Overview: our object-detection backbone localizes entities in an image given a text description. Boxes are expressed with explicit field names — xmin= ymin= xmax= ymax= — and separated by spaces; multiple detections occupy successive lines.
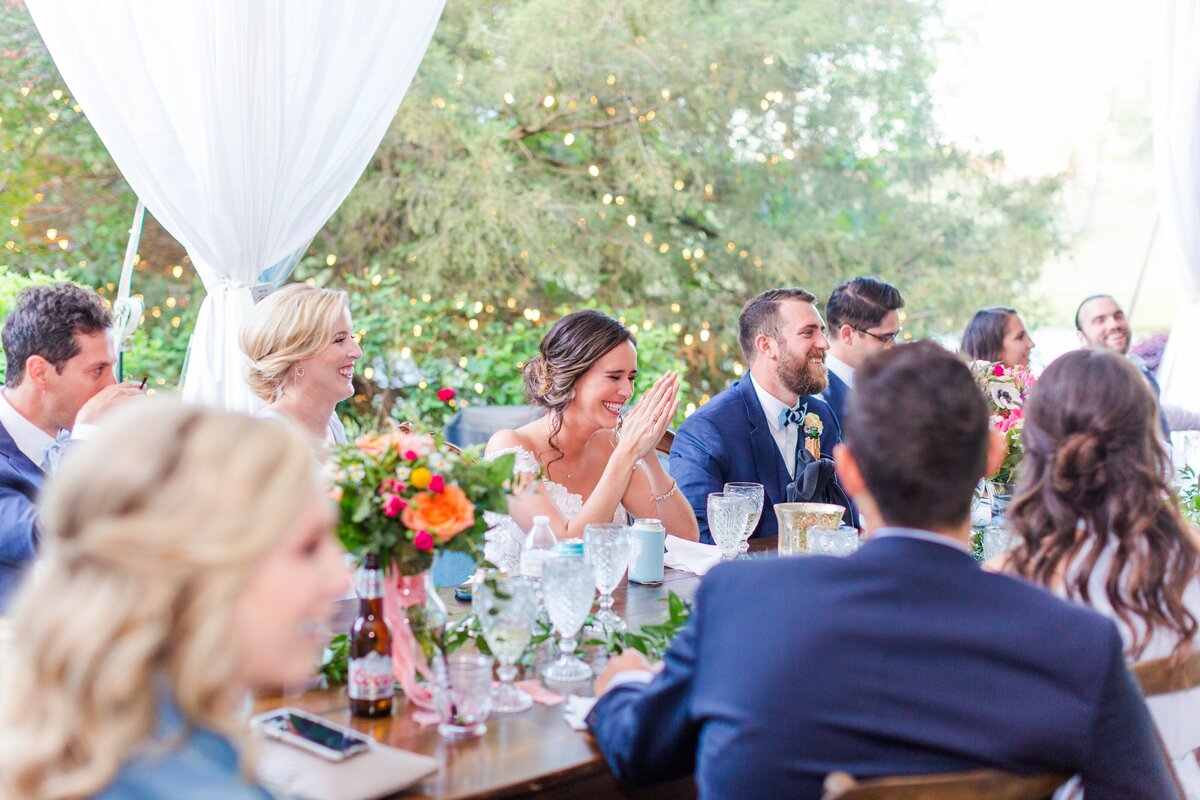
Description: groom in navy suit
xmin=822 ymin=276 xmax=904 ymax=430
xmin=0 ymin=283 xmax=141 ymax=609
xmin=670 ymin=287 xmax=846 ymax=542
xmin=589 ymin=341 xmax=1173 ymax=799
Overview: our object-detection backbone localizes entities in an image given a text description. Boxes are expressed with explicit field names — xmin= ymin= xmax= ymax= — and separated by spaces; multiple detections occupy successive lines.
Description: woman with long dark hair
xmin=1005 ymin=348 xmax=1200 ymax=794
xmin=961 ymin=307 xmax=1035 ymax=368
xmin=483 ymin=310 xmax=698 ymax=567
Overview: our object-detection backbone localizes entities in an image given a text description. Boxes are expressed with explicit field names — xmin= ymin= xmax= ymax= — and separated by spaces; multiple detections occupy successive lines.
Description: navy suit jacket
xmin=821 ymin=369 xmax=850 ymax=431
xmin=587 ymin=534 xmax=1173 ymax=800
xmin=669 ymin=378 xmax=842 ymax=543
xmin=0 ymin=420 xmax=43 ymax=611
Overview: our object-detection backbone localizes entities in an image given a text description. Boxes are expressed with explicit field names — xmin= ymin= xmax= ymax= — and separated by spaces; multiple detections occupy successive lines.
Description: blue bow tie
xmin=777 ymin=402 xmax=808 ymax=430
xmin=40 ymin=428 xmax=71 ymax=473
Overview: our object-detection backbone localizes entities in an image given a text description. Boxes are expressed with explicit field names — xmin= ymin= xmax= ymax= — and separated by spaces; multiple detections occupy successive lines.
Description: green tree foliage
xmin=2 ymin=0 xmax=1065 ymax=416
xmin=316 ymin=0 xmax=1066 ymax=399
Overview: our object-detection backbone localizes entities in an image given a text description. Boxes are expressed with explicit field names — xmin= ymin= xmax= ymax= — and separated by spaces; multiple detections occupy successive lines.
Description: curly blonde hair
xmin=240 ymin=283 xmax=350 ymax=402
xmin=0 ymin=400 xmax=320 ymax=800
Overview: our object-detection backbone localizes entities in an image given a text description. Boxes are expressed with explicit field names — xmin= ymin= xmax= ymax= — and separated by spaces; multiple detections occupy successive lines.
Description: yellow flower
xmin=410 ymin=467 xmax=433 ymax=489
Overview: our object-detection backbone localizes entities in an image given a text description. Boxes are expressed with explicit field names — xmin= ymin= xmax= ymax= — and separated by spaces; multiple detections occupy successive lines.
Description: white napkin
xmin=663 ymin=534 xmax=721 ymax=575
xmin=563 ymin=695 xmax=598 ymax=731
xmin=255 ymin=736 xmax=438 ymax=800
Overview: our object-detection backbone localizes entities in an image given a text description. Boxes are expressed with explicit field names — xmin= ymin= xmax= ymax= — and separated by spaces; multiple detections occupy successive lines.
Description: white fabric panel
xmin=26 ymin=0 xmax=446 ymax=410
xmin=1154 ymin=0 xmax=1200 ymax=411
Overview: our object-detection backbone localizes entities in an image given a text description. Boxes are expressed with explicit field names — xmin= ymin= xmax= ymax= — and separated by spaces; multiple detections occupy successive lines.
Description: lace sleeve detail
xmin=485 ymin=444 xmax=541 ymax=476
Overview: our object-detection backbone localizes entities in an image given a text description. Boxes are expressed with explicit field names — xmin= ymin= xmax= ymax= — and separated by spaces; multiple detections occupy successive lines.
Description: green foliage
xmin=319 ymin=633 xmax=350 ymax=686
xmin=318 ymin=0 xmax=1067 ymax=400
xmin=586 ymin=590 xmax=693 ymax=661
xmin=4 ymin=1 xmax=1067 ymax=414
xmin=1179 ymin=467 xmax=1200 ymax=528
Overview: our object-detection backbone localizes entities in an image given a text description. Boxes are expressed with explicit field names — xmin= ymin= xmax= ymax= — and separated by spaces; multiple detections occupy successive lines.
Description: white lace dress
xmin=483 ymin=444 xmax=628 ymax=573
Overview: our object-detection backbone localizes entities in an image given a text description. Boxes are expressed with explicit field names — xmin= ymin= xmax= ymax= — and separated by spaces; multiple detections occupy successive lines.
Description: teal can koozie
xmin=629 ymin=518 xmax=666 ymax=585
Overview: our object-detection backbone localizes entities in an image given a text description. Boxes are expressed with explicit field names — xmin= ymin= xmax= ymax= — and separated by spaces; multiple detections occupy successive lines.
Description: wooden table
xmin=256 ymin=540 xmax=777 ymax=799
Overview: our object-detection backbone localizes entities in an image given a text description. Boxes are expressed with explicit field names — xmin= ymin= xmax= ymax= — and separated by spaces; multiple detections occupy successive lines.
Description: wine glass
xmin=723 ymin=482 xmax=764 ymax=555
xmin=473 ymin=573 xmax=538 ymax=713
xmin=583 ymin=523 xmax=632 ymax=634
xmin=707 ymin=492 xmax=752 ymax=561
xmin=540 ymin=553 xmax=596 ymax=682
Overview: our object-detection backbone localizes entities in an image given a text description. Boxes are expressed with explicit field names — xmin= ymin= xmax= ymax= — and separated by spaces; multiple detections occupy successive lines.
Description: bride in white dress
xmin=1003 ymin=349 xmax=1200 ymax=798
xmin=484 ymin=310 xmax=699 ymax=569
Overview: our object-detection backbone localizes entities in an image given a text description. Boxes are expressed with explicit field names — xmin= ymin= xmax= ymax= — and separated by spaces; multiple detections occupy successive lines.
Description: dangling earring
xmin=296 ymin=365 xmax=305 ymax=379
xmin=568 ymin=389 xmax=576 ymax=401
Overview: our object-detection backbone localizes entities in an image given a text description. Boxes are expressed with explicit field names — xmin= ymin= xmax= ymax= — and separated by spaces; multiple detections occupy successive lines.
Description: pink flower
xmin=404 ymin=450 xmax=418 ymax=461
xmin=413 ymin=530 xmax=434 ymax=551
xmin=437 ymin=387 xmax=456 ymax=402
xmin=392 ymin=431 xmax=435 ymax=459
xmin=383 ymin=494 xmax=407 ymax=518
xmin=993 ymin=364 xmax=1005 ymax=377
xmin=429 ymin=474 xmax=445 ymax=494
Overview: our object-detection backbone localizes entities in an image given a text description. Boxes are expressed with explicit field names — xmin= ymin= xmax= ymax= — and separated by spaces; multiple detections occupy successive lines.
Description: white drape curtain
xmin=1154 ymin=0 xmax=1200 ymax=409
xmin=26 ymin=0 xmax=446 ymax=411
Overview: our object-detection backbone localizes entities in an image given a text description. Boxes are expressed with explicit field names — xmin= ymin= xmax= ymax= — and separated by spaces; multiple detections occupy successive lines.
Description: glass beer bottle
xmin=349 ymin=553 xmax=394 ymax=717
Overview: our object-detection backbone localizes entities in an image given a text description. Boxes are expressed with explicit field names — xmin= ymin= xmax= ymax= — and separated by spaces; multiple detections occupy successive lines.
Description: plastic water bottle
xmin=520 ymin=515 xmax=557 ymax=580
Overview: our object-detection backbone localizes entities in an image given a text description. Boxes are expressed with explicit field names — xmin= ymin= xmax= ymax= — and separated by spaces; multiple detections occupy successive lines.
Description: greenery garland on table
xmin=320 ymin=591 xmax=693 ymax=686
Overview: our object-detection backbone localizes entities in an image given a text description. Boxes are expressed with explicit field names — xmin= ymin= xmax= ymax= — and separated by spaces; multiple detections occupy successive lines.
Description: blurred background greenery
xmin=0 ymin=0 xmax=1064 ymax=429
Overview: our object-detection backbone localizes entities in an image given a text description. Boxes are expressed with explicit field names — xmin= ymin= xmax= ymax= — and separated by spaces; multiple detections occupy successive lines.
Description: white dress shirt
xmin=0 ymin=389 xmax=54 ymax=469
xmin=869 ymin=526 xmax=971 ymax=554
xmin=749 ymin=373 xmax=799 ymax=478
xmin=826 ymin=352 xmax=855 ymax=390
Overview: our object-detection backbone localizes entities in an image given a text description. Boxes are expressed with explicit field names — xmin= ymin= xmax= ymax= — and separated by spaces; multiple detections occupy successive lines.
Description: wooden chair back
xmin=821 ymin=769 xmax=1069 ymax=800
xmin=1132 ymin=648 xmax=1200 ymax=797
xmin=655 ymin=428 xmax=674 ymax=456
xmin=1133 ymin=649 xmax=1200 ymax=697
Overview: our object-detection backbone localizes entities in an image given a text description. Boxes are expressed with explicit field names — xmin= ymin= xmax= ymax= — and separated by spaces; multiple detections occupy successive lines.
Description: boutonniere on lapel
xmin=803 ymin=413 xmax=823 ymax=460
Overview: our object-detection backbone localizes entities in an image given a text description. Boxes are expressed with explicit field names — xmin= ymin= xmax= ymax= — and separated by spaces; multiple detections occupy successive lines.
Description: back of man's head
xmin=825 ymin=276 xmax=904 ymax=331
xmin=3 ymin=283 xmax=110 ymax=388
xmin=843 ymin=340 xmax=988 ymax=530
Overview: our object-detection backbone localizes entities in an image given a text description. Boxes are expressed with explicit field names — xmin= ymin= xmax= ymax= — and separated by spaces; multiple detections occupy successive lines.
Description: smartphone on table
xmin=250 ymin=707 xmax=372 ymax=762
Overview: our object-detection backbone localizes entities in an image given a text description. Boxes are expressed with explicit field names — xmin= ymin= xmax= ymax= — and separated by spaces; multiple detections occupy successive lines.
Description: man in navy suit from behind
xmin=589 ymin=340 xmax=1174 ymax=799
xmin=670 ymin=287 xmax=846 ymax=542
xmin=0 ymin=283 xmax=141 ymax=609
xmin=822 ymin=276 xmax=904 ymax=430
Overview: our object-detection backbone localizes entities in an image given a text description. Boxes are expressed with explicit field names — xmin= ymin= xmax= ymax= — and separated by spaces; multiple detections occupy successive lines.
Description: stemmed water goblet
xmin=583 ymin=523 xmax=633 ymax=634
xmin=473 ymin=573 xmax=538 ymax=713
xmin=707 ymin=492 xmax=752 ymax=561
xmin=540 ymin=552 xmax=597 ymax=682
xmin=723 ymin=482 xmax=764 ymax=555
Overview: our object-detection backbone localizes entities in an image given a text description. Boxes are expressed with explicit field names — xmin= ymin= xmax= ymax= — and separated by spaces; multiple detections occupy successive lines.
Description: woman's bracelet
xmin=652 ymin=479 xmax=678 ymax=503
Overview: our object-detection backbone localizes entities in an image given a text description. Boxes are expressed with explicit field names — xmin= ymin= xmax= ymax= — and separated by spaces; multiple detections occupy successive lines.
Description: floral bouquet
xmin=969 ymin=361 xmax=1037 ymax=485
xmin=329 ymin=428 xmax=514 ymax=707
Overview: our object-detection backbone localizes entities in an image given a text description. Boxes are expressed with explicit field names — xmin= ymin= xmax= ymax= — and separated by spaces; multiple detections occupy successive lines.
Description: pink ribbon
xmin=383 ymin=569 xmax=435 ymax=710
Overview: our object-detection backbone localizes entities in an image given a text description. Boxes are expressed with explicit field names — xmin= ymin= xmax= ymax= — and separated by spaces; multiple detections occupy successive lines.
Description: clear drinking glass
xmin=809 ymin=524 xmax=861 ymax=556
xmin=583 ymin=523 xmax=632 ymax=633
xmin=473 ymin=573 xmax=537 ymax=714
xmin=723 ymin=482 xmax=764 ymax=554
xmin=981 ymin=524 xmax=1014 ymax=562
xmin=708 ymin=492 xmax=752 ymax=561
xmin=541 ymin=553 xmax=596 ymax=682
xmin=434 ymin=653 xmax=494 ymax=740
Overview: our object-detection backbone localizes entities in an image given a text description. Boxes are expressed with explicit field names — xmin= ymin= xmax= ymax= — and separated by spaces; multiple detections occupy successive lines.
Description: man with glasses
xmin=822 ymin=277 xmax=905 ymax=429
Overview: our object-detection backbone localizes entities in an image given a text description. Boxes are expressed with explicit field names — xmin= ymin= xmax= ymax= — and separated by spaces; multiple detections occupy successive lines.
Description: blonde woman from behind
xmin=240 ymin=283 xmax=363 ymax=452
xmin=0 ymin=400 xmax=348 ymax=800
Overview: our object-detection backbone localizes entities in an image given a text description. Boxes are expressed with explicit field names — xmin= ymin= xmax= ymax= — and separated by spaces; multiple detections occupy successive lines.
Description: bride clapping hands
xmin=484 ymin=310 xmax=698 ymax=565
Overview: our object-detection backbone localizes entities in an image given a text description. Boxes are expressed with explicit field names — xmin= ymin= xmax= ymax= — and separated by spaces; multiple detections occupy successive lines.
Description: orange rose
xmin=355 ymin=433 xmax=391 ymax=457
xmin=400 ymin=484 xmax=475 ymax=543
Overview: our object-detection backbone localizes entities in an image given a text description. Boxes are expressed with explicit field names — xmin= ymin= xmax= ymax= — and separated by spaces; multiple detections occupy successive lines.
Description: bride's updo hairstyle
xmin=241 ymin=284 xmax=349 ymax=402
xmin=1007 ymin=348 xmax=1197 ymax=661
xmin=523 ymin=309 xmax=634 ymax=479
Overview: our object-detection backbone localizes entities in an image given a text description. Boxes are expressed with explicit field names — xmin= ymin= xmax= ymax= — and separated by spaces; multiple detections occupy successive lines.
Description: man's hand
xmin=74 ymin=382 xmax=144 ymax=427
xmin=594 ymin=648 xmax=654 ymax=696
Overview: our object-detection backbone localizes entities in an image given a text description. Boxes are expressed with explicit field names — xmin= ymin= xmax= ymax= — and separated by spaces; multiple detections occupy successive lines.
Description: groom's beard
xmin=778 ymin=348 xmax=828 ymax=398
